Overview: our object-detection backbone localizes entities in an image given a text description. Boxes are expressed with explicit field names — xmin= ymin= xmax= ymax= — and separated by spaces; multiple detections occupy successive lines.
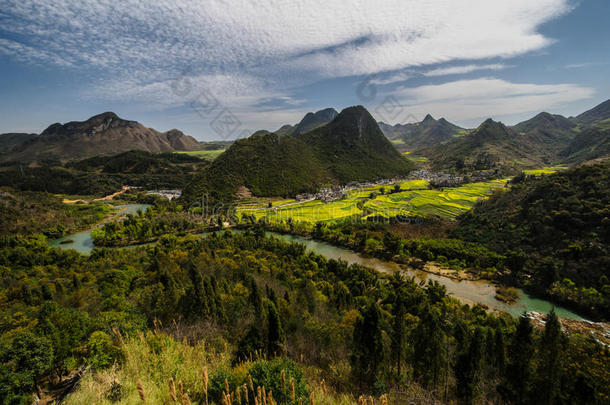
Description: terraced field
xmin=237 ymin=179 xmax=507 ymax=223
xmin=522 ymin=165 xmax=568 ymax=175
xmin=364 ymin=180 xmax=507 ymax=219
xmin=238 ymin=197 xmax=362 ymax=223
xmin=175 ymin=149 xmax=226 ymax=160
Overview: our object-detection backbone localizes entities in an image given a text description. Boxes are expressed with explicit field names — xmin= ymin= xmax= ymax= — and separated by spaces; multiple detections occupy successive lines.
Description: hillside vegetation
xmin=184 ymin=106 xmax=413 ymax=201
xmin=453 ymin=163 xmax=610 ymax=316
xmin=0 ymin=151 xmax=208 ymax=196
xmin=2 ymin=230 xmax=608 ymax=404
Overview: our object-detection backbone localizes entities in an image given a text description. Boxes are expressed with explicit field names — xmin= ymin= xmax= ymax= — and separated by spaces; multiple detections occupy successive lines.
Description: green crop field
xmin=237 ymin=179 xmax=507 ymax=224
xmin=238 ymin=197 xmax=362 ymax=223
xmin=522 ymin=165 xmax=569 ymax=175
xmin=363 ymin=180 xmax=507 ymax=219
xmin=175 ymin=149 xmax=226 ymax=160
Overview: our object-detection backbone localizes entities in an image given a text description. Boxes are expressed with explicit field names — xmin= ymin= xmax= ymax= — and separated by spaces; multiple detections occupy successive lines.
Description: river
xmin=49 ymin=216 xmax=586 ymax=321
xmin=49 ymin=204 xmax=151 ymax=252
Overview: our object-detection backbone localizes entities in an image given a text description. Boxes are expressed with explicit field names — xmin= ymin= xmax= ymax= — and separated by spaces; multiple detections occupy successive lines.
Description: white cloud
xmin=0 ymin=0 xmax=580 ymax=136
xmin=424 ymin=64 xmax=511 ymax=77
xmin=369 ymin=72 xmax=413 ymax=86
xmin=384 ymin=78 xmax=594 ymax=123
xmin=1 ymin=1 xmax=572 ymax=85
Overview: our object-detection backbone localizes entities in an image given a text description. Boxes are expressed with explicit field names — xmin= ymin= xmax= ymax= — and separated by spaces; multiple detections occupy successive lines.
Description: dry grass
xmin=65 ymin=330 xmax=392 ymax=405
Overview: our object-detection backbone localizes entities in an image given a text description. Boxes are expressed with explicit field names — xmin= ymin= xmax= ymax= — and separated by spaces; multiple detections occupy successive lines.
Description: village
xmin=295 ymin=170 xmax=464 ymax=203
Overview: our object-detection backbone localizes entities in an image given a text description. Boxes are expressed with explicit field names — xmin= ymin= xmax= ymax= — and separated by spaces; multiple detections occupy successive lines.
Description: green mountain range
xmin=378 ymin=114 xmax=464 ymax=150
xmin=184 ymin=106 xmax=414 ymax=201
xmin=413 ymin=99 xmax=610 ymax=173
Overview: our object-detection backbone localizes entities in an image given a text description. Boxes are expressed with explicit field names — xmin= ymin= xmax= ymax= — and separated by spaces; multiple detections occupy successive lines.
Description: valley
xmin=1 ymin=101 xmax=609 ymax=405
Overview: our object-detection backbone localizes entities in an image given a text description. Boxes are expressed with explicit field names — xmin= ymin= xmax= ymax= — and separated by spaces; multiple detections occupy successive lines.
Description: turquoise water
xmin=269 ymin=233 xmax=586 ymax=321
xmin=49 ymin=204 xmax=150 ymax=253
xmin=49 ymin=221 xmax=586 ymax=321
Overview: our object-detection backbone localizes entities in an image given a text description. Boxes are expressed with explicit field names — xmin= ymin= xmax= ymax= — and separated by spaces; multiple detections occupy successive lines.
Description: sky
xmin=0 ymin=0 xmax=609 ymax=141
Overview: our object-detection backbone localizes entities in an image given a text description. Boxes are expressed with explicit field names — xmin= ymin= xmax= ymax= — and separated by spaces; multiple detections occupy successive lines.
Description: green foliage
xmin=350 ymin=302 xmax=384 ymax=390
xmin=454 ymin=163 xmax=610 ymax=317
xmin=1 ymin=220 xmax=609 ymax=403
xmin=0 ymin=150 xmax=207 ymax=196
xmin=0 ymin=188 xmax=111 ymax=236
xmin=86 ymin=331 xmax=122 ymax=370
xmin=248 ymin=357 xmax=309 ymax=403
xmin=184 ymin=106 xmax=413 ymax=202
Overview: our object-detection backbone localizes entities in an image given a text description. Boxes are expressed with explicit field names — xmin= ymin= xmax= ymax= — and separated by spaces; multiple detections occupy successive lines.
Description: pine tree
xmin=390 ymin=273 xmax=406 ymax=376
xmin=536 ymin=309 xmax=564 ymax=405
xmin=411 ymin=304 xmax=445 ymax=388
xmin=267 ymin=302 xmax=285 ymax=356
xmin=501 ymin=314 xmax=534 ymax=405
xmin=350 ymin=302 xmax=384 ymax=389
xmin=456 ymin=327 xmax=485 ymax=405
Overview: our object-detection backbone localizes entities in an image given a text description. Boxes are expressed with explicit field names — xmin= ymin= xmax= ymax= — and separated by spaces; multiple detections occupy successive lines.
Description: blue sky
xmin=0 ymin=0 xmax=609 ymax=140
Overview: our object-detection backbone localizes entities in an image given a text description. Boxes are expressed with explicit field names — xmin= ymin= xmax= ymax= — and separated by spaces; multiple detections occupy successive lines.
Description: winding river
xmin=49 ymin=211 xmax=587 ymax=321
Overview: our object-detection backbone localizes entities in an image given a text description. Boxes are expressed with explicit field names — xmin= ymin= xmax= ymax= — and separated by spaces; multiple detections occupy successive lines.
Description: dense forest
xmin=0 ymin=188 xmax=111 ymax=237
xmin=183 ymin=107 xmax=413 ymax=202
xmin=0 ymin=151 xmax=208 ymax=196
xmin=1 ymin=229 xmax=608 ymax=404
xmin=453 ymin=163 xmax=610 ymax=317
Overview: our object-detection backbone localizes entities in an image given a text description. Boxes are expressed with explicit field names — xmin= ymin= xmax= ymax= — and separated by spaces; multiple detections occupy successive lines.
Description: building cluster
xmin=146 ymin=189 xmax=182 ymax=200
xmin=410 ymin=169 xmax=462 ymax=187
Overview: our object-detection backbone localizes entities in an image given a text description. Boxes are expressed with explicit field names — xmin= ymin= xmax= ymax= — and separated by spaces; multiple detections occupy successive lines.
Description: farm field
xmin=238 ymin=197 xmax=362 ymax=223
xmin=522 ymin=165 xmax=569 ymax=175
xmin=174 ymin=149 xmax=226 ymax=160
xmin=364 ymin=179 xmax=507 ymax=219
xmin=237 ymin=179 xmax=507 ymax=223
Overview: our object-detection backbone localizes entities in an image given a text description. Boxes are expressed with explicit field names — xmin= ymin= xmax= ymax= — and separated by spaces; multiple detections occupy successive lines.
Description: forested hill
xmin=453 ymin=163 xmax=610 ymax=317
xmin=183 ymin=106 xmax=414 ymax=201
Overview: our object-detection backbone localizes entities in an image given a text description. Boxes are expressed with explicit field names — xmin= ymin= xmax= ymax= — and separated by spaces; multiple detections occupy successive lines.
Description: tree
xmin=390 ymin=273 xmax=406 ymax=376
xmin=382 ymin=232 xmax=401 ymax=256
xmin=535 ymin=309 xmax=564 ymax=405
xmin=5 ymin=332 xmax=54 ymax=398
xmin=501 ymin=314 xmax=534 ymax=404
xmin=455 ymin=327 xmax=484 ymax=404
xmin=411 ymin=304 xmax=445 ymax=388
xmin=267 ymin=302 xmax=285 ymax=356
xmin=351 ymin=302 xmax=384 ymax=389
xmin=236 ymin=324 xmax=264 ymax=363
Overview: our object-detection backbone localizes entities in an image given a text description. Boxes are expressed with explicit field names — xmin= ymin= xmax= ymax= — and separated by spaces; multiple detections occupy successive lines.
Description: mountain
xmin=561 ymin=120 xmax=610 ymax=164
xmin=274 ymin=124 xmax=295 ymax=136
xmin=453 ymin=162 xmax=610 ymax=316
xmin=0 ymin=132 xmax=37 ymax=154
xmin=379 ymin=114 xmax=464 ymax=150
xmin=571 ymin=99 xmax=610 ymax=127
xmin=1 ymin=112 xmax=201 ymax=162
xmin=183 ymin=106 xmax=413 ymax=200
xmin=420 ymin=118 xmax=547 ymax=173
xmin=511 ymin=112 xmax=578 ymax=159
xmin=292 ymin=108 xmax=338 ymax=135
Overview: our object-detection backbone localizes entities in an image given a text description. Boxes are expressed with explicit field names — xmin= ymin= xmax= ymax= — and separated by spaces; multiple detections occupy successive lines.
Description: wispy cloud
xmin=0 ymin=0 xmax=579 ymax=135
xmin=384 ymin=77 xmax=594 ymax=124
xmin=565 ymin=61 xmax=609 ymax=69
xmin=424 ymin=64 xmax=511 ymax=77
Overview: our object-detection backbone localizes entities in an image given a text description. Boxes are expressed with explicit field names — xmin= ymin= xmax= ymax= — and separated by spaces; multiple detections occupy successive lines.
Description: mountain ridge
xmin=183 ymin=106 xmax=413 ymax=201
xmin=1 ymin=112 xmax=201 ymax=162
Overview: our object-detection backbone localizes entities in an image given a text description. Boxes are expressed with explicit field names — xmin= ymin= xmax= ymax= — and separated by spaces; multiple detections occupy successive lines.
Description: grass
xmin=237 ymin=179 xmax=506 ymax=224
xmin=522 ymin=165 xmax=569 ymax=176
xmin=66 ymin=331 xmax=359 ymax=405
xmin=175 ymin=149 xmax=226 ymax=160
